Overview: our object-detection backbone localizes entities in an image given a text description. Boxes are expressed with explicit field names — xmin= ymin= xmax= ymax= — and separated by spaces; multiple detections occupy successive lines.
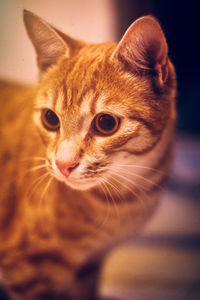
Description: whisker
xmin=109 ymin=167 xmax=147 ymax=192
xmin=39 ymin=175 xmax=54 ymax=208
xmin=21 ymin=156 xmax=46 ymax=162
xmin=114 ymin=163 xmax=166 ymax=175
xmin=16 ymin=163 xmax=47 ymax=183
xmin=111 ymin=165 xmax=164 ymax=192
xmin=100 ymin=177 xmax=121 ymax=201
xmin=103 ymin=176 xmax=133 ymax=222
xmin=97 ymin=180 xmax=112 ymax=228
xmin=108 ymin=172 xmax=146 ymax=207
xmin=26 ymin=172 xmax=50 ymax=201
xmin=101 ymin=180 xmax=121 ymax=226
xmin=109 ymin=166 xmax=161 ymax=206
xmin=21 ymin=164 xmax=47 ymax=177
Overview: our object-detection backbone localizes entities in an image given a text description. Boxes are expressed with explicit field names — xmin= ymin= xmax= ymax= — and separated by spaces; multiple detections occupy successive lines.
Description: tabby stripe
xmin=52 ymin=88 xmax=58 ymax=111
xmin=104 ymin=114 xmax=167 ymax=156
xmin=26 ymin=250 xmax=72 ymax=267
xmin=90 ymin=91 xmax=100 ymax=115
xmin=123 ymin=123 xmax=173 ymax=156
xmin=10 ymin=278 xmax=43 ymax=294
xmin=62 ymin=80 xmax=69 ymax=109
xmin=78 ymin=87 xmax=91 ymax=106
xmin=128 ymin=115 xmax=164 ymax=136
xmin=119 ymin=138 xmax=160 ymax=156
xmin=78 ymin=76 xmax=98 ymax=108
xmin=103 ymin=128 xmax=152 ymax=155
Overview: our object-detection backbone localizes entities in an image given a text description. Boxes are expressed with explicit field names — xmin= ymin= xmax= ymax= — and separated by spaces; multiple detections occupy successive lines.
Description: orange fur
xmin=0 ymin=11 xmax=176 ymax=300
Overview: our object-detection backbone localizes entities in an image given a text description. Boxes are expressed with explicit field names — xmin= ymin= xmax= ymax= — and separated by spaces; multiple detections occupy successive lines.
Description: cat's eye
xmin=94 ymin=113 xmax=119 ymax=136
xmin=41 ymin=109 xmax=60 ymax=131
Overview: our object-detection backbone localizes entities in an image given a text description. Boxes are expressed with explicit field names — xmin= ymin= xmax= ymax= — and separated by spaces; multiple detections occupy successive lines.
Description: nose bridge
xmin=56 ymin=138 xmax=81 ymax=163
xmin=62 ymin=109 xmax=82 ymax=139
xmin=56 ymin=110 xmax=86 ymax=162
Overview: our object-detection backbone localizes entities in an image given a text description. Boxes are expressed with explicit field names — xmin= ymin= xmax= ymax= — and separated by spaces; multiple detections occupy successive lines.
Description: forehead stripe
xmin=78 ymin=87 xmax=90 ymax=106
xmin=90 ymin=91 xmax=100 ymax=114
xmin=62 ymin=81 xmax=69 ymax=109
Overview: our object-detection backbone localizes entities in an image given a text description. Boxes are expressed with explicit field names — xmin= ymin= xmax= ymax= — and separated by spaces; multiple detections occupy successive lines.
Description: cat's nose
xmin=55 ymin=160 xmax=79 ymax=177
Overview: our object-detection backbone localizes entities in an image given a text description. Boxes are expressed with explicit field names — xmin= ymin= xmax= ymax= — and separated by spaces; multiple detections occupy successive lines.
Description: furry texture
xmin=0 ymin=11 xmax=176 ymax=300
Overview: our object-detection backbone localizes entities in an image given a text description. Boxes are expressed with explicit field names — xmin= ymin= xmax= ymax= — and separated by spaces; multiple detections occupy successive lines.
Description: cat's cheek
xmin=121 ymin=128 xmax=160 ymax=155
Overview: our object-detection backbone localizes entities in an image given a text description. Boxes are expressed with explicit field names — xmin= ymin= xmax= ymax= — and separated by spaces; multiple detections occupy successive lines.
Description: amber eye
xmin=94 ymin=113 xmax=119 ymax=136
xmin=41 ymin=109 xmax=60 ymax=131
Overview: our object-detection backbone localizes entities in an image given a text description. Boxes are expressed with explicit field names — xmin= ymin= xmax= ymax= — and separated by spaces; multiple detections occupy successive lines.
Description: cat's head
xmin=24 ymin=10 xmax=176 ymax=191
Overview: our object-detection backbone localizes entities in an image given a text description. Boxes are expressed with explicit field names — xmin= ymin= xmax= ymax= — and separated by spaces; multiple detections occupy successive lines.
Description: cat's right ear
xmin=112 ymin=15 xmax=168 ymax=88
xmin=23 ymin=10 xmax=69 ymax=72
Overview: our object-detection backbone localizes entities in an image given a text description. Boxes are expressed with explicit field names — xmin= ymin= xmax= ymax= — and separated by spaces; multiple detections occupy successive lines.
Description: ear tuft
xmin=23 ymin=10 xmax=69 ymax=72
xmin=113 ymin=15 xmax=169 ymax=87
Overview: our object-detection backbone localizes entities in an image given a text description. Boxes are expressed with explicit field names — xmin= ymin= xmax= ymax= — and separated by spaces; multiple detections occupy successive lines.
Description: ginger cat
xmin=0 ymin=10 xmax=176 ymax=300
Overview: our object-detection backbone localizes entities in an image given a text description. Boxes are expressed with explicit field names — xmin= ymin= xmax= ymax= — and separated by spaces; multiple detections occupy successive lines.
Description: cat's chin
xmin=65 ymin=180 xmax=98 ymax=191
xmin=56 ymin=175 xmax=98 ymax=191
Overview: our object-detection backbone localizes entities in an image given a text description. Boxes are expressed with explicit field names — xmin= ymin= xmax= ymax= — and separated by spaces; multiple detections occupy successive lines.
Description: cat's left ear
xmin=23 ymin=10 xmax=81 ymax=72
xmin=112 ymin=16 xmax=168 ymax=88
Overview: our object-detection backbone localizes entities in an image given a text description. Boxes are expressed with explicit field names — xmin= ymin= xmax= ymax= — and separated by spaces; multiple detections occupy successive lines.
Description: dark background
xmin=114 ymin=0 xmax=200 ymax=135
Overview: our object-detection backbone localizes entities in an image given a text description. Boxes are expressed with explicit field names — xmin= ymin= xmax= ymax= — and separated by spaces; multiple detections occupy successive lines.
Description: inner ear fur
xmin=113 ymin=15 xmax=169 ymax=88
xmin=23 ymin=10 xmax=83 ymax=73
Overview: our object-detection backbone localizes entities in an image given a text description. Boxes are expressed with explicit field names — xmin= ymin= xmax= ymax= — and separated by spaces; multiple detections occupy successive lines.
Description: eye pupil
xmin=41 ymin=109 xmax=60 ymax=131
xmin=45 ymin=110 xmax=59 ymax=126
xmin=99 ymin=114 xmax=116 ymax=131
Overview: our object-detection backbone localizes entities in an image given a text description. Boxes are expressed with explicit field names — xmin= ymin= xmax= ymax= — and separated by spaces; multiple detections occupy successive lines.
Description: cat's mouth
xmin=50 ymin=163 xmax=98 ymax=191
xmin=49 ymin=159 xmax=103 ymax=190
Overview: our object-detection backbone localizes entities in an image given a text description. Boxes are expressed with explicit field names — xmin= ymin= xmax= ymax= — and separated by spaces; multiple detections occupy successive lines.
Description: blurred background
xmin=0 ymin=0 xmax=200 ymax=299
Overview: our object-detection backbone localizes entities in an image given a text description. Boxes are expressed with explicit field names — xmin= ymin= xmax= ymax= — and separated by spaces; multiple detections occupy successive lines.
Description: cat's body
xmin=0 ymin=11 xmax=176 ymax=300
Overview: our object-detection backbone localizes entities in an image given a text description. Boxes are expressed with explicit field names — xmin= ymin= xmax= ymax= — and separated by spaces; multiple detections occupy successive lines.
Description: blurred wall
xmin=0 ymin=0 xmax=117 ymax=83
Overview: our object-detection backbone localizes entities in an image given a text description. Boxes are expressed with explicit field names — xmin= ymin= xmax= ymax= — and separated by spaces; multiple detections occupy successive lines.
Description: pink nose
xmin=56 ymin=160 xmax=79 ymax=177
